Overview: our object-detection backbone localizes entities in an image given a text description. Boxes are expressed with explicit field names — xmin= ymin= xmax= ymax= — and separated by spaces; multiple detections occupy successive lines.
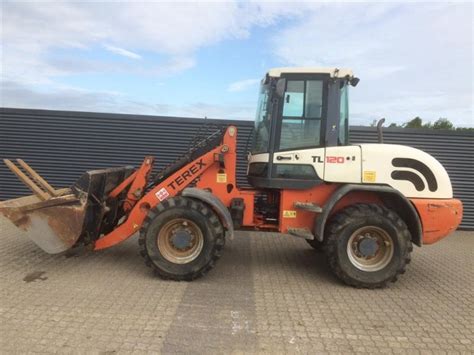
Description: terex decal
xmin=167 ymin=159 xmax=206 ymax=190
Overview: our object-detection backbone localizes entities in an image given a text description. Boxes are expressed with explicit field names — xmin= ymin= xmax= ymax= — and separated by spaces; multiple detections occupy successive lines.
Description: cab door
xmin=271 ymin=77 xmax=327 ymax=186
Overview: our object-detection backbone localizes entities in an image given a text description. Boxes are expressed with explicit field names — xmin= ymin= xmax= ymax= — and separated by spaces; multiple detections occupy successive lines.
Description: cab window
xmin=339 ymin=83 xmax=349 ymax=145
xmin=282 ymin=81 xmax=304 ymax=117
xmin=279 ymin=79 xmax=324 ymax=150
xmin=252 ymin=83 xmax=271 ymax=153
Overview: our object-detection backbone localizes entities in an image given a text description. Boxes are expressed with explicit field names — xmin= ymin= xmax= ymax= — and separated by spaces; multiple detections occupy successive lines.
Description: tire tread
xmin=324 ymin=203 xmax=412 ymax=289
xmin=138 ymin=196 xmax=225 ymax=281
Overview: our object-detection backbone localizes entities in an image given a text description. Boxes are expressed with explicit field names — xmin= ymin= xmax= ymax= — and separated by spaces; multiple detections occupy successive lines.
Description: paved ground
xmin=0 ymin=223 xmax=472 ymax=354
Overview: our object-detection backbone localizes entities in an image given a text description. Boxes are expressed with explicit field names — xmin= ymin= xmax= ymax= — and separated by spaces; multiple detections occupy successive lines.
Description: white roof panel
xmin=267 ymin=67 xmax=355 ymax=79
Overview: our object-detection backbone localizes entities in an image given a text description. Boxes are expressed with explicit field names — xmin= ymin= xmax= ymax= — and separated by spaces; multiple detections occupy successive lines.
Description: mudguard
xmin=314 ymin=184 xmax=423 ymax=246
xmin=181 ymin=187 xmax=234 ymax=239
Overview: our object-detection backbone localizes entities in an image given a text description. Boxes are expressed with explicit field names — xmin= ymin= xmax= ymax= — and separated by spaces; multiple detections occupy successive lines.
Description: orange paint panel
xmin=279 ymin=186 xmax=382 ymax=233
xmin=196 ymin=127 xmax=258 ymax=227
xmin=411 ymin=198 xmax=462 ymax=244
xmin=279 ymin=184 xmax=338 ymax=233
xmin=123 ymin=156 xmax=154 ymax=211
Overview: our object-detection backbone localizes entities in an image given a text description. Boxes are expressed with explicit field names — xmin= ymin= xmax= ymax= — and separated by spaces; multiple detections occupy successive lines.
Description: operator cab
xmin=248 ymin=67 xmax=359 ymax=189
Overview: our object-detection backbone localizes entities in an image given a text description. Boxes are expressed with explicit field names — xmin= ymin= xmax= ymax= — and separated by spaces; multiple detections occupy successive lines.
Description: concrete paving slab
xmin=0 ymin=220 xmax=472 ymax=353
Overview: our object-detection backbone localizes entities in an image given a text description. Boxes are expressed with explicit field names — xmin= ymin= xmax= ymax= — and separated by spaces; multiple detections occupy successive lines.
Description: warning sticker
xmin=217 ymin=173 xmax=227 ymax=183
xmin=363 ymin=171 xmax=377 ymax=183
xmin=155 ymin=187 xmax=170 ymax=201
xmin=283 ymin=210 xmax=297 ymax=218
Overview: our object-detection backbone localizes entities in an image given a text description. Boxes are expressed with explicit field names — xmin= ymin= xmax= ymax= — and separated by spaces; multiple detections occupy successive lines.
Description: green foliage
xmin=386 ymin=117 xmax=473 ymax=131
xmin=403 ymin=116 xmax=423 ymax=128
xmin=432 ymin=118 xmax=454 ymax=130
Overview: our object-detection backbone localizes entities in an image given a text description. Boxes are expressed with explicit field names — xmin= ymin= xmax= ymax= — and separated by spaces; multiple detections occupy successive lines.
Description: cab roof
xmin=267 ymin=67 xmax=355 ymax=79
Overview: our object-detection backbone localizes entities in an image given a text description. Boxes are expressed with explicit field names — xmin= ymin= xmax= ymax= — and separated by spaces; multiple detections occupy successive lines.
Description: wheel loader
xmin=0 ymin=67 xmax=463 ymax=288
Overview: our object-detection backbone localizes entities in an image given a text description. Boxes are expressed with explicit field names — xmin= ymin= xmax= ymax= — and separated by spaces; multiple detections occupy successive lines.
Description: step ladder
xmin=294 ymin=201 xmax=323 ymax=213
xmin=288 ymin=201 xmax=324 ymax=240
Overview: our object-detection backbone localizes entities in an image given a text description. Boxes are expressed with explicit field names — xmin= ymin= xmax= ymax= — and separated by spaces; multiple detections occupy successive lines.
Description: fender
xmin=314 ymin=184 xmax=422 ymax=246
xmin=182 ymin=187 xmax=234 ymax=239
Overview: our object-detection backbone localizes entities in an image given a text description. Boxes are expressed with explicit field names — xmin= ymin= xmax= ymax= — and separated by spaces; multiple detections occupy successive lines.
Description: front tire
xmin=324 ymin=204 xmax=412 ymax=288
xmin=139 ymin=197 xmax=225 ymax=281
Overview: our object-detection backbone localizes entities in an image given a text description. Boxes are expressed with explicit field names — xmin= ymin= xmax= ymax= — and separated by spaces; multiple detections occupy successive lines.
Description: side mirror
xmin=350 ymin=77 xmax=360 ymax=87
xmin=275 ymin=78 xmax=286 ymax=98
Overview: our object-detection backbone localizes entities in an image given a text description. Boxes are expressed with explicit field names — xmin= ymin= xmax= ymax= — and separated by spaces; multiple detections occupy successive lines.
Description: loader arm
xmin=94 ymin=127 xmax=235 ymax=250
xmin=108 ymin=157 xmax=154 ymax=212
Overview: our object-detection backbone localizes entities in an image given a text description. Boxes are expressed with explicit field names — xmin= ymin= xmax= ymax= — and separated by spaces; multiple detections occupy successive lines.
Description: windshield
xmin=251 ymin=82 xmax=272 ymax=153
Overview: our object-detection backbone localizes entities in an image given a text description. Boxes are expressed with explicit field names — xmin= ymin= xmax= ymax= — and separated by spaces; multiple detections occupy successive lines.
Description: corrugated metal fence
xmin=0 ymin=108 xmax=254 ymax=198
xmin=1 ymin=108 xmax=472 ymax=229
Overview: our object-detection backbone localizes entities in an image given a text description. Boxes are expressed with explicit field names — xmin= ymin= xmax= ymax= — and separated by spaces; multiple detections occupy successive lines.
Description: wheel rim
xmin=347 ymin=226 xmax=394 ymax=272
xmin=157 ymin=218 xmax=204 ymax=264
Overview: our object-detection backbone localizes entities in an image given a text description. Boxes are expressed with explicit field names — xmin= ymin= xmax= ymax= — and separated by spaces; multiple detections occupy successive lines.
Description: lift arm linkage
xmin=94 ymin=127 xmax=235 ymax=250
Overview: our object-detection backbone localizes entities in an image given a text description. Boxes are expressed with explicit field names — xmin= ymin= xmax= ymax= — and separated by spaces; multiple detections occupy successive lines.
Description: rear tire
xmin=324 ymin=204 xmax=412 ymax=288
xmin=139 ymin=196 xmax=225 ymax=281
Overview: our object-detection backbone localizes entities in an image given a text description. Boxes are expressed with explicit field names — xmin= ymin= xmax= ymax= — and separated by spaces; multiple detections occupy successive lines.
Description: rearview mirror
xmin=276 ymin=78 xmax=286 ymax=98
xmin=350 ymin=77 xmax=360 ymax=87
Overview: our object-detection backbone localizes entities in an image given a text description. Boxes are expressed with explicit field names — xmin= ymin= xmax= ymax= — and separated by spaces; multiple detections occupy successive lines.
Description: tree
xmin=377 ymin=117 xmax=472 ymax=131
xmin=403 ymin=117 xmax=423 ymax=128
xmin=432 ymin=118 xmax=454 ymax=130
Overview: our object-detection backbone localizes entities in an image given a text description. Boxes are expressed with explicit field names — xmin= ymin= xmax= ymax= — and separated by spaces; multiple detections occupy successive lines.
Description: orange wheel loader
xmin=0 ymin=67 xmax=463 ymax=288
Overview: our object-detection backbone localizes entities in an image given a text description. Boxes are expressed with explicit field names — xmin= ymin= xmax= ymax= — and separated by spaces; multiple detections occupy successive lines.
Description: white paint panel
xmin=361 ymin=144 xmax=452 ymax=198
xmin=248 ymin=152 xmax=269 ymax=163
xmin=324 ymin=146 xmax=361 ymax=183
xmin=249 ymin=144 xmax=452 ymax=200
xmin=268 ymin=67 xmax=354 ymax=79
xmin=247 ymin=152 xmax=269 ymax=174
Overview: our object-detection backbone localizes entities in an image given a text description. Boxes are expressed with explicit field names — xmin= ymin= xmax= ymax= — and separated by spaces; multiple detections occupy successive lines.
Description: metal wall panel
xmin=1 ymin=108 xmax=472 ymax=229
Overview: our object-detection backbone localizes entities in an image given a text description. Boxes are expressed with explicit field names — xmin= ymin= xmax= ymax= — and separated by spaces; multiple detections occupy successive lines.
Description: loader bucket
xmin=0 ymin=190 xmax=87 ymax=254
xmin=1 ymin=159 xmax=134 ymax=254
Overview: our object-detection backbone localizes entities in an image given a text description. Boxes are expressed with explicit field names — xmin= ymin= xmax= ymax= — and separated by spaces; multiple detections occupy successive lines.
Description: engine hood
xmin=360 ymin=144 xmax=453 ymax=199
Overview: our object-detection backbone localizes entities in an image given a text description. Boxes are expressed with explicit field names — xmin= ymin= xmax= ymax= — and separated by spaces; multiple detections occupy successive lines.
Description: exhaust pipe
xmin=377 ymin=118 xmax=386 ymax=143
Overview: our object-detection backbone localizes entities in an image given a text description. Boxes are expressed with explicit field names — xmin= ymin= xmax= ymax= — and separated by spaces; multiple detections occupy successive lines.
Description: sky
xmin=1 ymin=1 xmax=473 ymax=127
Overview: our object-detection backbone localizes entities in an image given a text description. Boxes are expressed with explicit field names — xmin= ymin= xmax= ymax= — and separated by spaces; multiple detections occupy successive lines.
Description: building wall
xmin=1 ymin=108 xmax=472 ymax=229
